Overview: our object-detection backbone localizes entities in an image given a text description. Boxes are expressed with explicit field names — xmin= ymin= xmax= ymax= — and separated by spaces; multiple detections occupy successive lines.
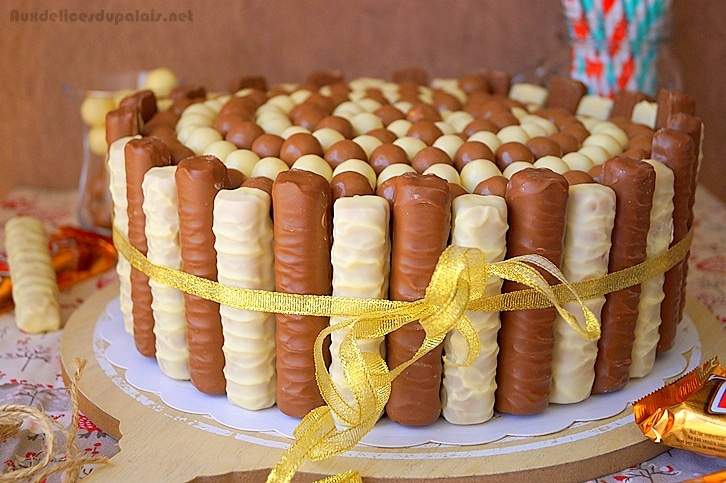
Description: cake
xmin=103 ymin=67 xmax=701 ymax=427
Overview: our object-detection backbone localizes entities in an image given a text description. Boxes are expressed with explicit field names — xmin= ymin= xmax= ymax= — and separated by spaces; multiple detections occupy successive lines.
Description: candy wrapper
xmin=634 ymin=357 xmax=726 ymax=458
xmin=0 ymin=226 xmax=117 ymax=313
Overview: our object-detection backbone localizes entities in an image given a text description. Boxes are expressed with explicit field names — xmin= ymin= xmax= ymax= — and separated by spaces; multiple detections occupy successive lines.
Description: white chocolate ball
xmin=386 ymin=119 xmax=413 ymax=138
xmin=332 ymin=159 xmax=377 ymax=189
xmin=590 ymin=122 xmax=628 ymax=149
xmin=497 ymin=125 xmax=530 ymax=144
xmin=433 ymin=134 xmax=465 ymax=159
xmin=292 ymin=154 xmax=333 ymax=181
xmin=312 ymin=128 xmax=346 ymax=152
xmin=582 ymin=133 xmax=622 ymax=157
xmin=357 ymin=97 xmax=382 ymax=113
xmin=377 ymin=163 xmax=416 ymax=186
xmin=88 ymin=125 xmax=108 ymax=156
xmin=257 ymin=116 xmax=293 ymax=136
xmin=176 ymin=112 xmax=214 ymax=132
xmin=435 ymin=121 xmax=455 ymax=135
xmin=459 ymin=159 xmax=502 ymax=193
xmin=578 ymin=144 xmax=610 ymax=165
xmin=562 ymin=152 xmax=595 ymax=172
xmin=352 ymin=135 xmax=383 ymax=158
xmin=143 ymin=67 xmax=178 ymax=97
xmin=80 ymin=94 xmax=115 ymax=127
xmin=266 ymin=94 xmax=295 ymax=113
xmin=289 ymin=89 xmax=312 ymax=105
xmin=444 ymin=111 xmax=474 ymax=132
xmin=468 ymin=130 xmax=501 ymax=153
xmin=533 ymin=155 xmax=569 ymax=174
xmin=205 ymin=95 xmax=230 ymax=113
xmin=251 ymin=156 xmax=289 ymax=180
xmin=185 ymin=126 xmax=223 ymax=155
xmin=519 ymin=121 xmax=548 ymax=139
xmin=350 ymin=112 xmax=384 ymax=136
xmin=423 ymin=163 xmax=461 ymax=185
xmin=203 ymin=140 xmax=238 ymax=162
xmin=182 ymin=102 xmax=217 ymax=120
xmin=224 ymin=149 xmax=260 ymax=178
xmin=281 ymin=125 xmax=311 ymax=139
xmin=393 ymin=136 xmax=427 ymax=160
xmin=503 ymin=161 xmax=534 ymax=179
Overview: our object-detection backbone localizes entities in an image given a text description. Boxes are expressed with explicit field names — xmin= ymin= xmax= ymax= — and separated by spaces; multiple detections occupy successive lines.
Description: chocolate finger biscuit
xmin=125 ymin=137 xmax=172 ymax=357
xmin=386 ymin=172 xmax=451 ymax=426
xmin=176 ymin=155 xmax=232 ymax=394
xmin=495 ymin=167 xmax=568 ymax=415
xmin=273 ymin=169 xmax=333 ymax=418
xmin=592 ymin=156 xmax=655 ymax=393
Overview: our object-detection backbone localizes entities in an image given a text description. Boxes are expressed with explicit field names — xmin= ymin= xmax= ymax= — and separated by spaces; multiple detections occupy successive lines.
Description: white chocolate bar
xmin=107 ymin=135 xmax=140 ymax=334
xmin=329 ymin=195 xmax=390 ymax=425
xmin=442 ymin=194 xmax=508 ymax=424
xmin=630 ymin=160 xmax=675 ymax=378
xmin=5 ymin=216 xmax=61 ymax=333
xmin=213 ymin=187 xmax=276 ymax=410
xmin=550 ymin=183 xmax=615 ymax=404
xmin=142 ymin=166 xmax=189 ymax=380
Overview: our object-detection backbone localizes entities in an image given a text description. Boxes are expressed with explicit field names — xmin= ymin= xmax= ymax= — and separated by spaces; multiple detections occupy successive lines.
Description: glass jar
xmin=71 ymin=72 xmax=147 ymax=235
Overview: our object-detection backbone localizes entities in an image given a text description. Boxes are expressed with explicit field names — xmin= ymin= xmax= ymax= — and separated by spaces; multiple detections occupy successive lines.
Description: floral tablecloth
xmin=1 ymin=186 xmax=725 ymax=482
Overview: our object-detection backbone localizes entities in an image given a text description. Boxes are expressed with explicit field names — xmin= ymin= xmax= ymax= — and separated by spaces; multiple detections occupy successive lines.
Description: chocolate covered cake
xmin=105 ymin=68 xmax=700 ymax=427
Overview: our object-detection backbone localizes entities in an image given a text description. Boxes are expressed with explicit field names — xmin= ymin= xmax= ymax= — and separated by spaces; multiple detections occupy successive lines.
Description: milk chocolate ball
xmin=495 ymin=141 xmax=534 ymax=170
xmin=411 ymin=146 xmax=452 ymax=173
xmin=225 ymin=121 xmax=265 ymax=149
xmin=369 ymin=143 xmax=410 ymax=174
xmin=279 ymin=132 xmax=324 ymax=166
xmin=251 ymin=133 xmax=284 ymax=158
xmin=324 ymin=139 xmax=368 ymax=168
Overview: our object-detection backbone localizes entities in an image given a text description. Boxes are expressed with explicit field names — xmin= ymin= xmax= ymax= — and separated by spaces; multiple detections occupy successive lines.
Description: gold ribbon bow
xmin=112 ymin=225 xmax=694 ymax=483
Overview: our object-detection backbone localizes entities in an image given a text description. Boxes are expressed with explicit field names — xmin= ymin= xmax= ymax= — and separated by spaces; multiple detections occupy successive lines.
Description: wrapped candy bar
xmin=634 ymin=358 xmax=726 ymax=458
xmin=0 ymin=225 xmax=117 ymax=315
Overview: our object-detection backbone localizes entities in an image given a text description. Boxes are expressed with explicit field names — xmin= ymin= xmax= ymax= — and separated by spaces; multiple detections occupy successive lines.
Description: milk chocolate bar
xmin=546 ymin=76 xmax=587 ymax=114
xmin=273 ymin=169 xmax=333 ymax=418
xmin=106 ymin=106 xmax=140 ymax=145
xmin=610 ymin=90 xmax=651 ymax=119
xmin=593 ymin=156 xmax=655 ymax=393
xmin=655 ymin=88 xmax=696 ymax=130
xmin=386 ymin=172 xmax=451 ymax=426
xmin=125 ymin=137 xmax=172 ymax=357
xmin=495 ymin=167 xmax=568 ymax=414
xmin=651 ymin=128 xmax=697 ymax=352
xmin=175 ymin=155 xmax=232 ymax=394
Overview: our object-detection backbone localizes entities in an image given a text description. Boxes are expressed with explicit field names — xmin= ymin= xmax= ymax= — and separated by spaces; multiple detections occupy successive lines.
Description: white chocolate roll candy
xmin=107 ymin=135 xmax=140 ymax=334
xmin=550 ymin=183 xmax=615 ymax=404
xmin=5 ymin=216 xmax=61 ymax=333
xmin=441 ymin=194 xmax=508 ymax=425
xmin=142 ymin=166 xmax=189 ymax=380
xmin=630 ymin=160 xmax=675 ymax=378
xmin=329 ymin=195 xmax=390 ymax=426
xmin=213 ymin=187 xmax=276 ymax=410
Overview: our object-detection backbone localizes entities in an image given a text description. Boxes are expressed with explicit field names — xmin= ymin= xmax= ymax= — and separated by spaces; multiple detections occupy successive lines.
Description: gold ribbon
xmin=112 ymin=225 xmax=694 ymax=483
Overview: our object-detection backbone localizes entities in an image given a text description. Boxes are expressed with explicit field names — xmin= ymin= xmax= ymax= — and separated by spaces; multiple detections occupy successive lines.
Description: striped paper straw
xmin=561 ymin=0 xmax=672 ymax=97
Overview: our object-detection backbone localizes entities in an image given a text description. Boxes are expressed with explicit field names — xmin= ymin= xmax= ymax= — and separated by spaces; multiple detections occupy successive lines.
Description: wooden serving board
xmin=60 ymin=281 xmax=726 ymax=482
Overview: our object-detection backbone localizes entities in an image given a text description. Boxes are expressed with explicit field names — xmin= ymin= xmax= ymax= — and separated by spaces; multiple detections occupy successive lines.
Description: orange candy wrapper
xmin=634 ymin=357 xmax=726 ymax=459
xmin=0 ymin=226 xmax=117 ymax=313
